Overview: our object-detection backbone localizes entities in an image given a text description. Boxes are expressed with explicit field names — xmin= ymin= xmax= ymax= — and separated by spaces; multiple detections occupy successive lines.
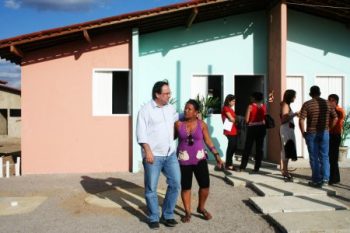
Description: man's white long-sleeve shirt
xmin=136 ymin=100 xmax=178 ymax=157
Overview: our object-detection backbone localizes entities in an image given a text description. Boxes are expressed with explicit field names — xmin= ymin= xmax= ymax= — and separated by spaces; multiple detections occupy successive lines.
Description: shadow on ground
xmin=80 ymin=176 xmax=185 ymax=222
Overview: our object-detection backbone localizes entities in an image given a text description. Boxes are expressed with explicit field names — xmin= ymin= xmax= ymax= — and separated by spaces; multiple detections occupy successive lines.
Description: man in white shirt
xmin=136 ymin=80 xmax=180 ymax=229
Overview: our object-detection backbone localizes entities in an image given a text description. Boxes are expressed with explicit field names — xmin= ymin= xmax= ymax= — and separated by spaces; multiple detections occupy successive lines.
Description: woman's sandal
xmin=225 ymin=165 xmax=236 ymax=171
xmin=181 ymin=212 xmax=191 ymax=223
xmin=197 ymin=208 xmax=212 ymax=220
xmin=282 ymin=172 xmax=293 ymax=182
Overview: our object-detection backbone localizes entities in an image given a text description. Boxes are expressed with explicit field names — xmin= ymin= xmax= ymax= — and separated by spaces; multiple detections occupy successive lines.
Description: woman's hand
xmin=268 ymin=90 xmax=274 ymax=103
xmin=215 ymin=155 xmax=224 ymax=169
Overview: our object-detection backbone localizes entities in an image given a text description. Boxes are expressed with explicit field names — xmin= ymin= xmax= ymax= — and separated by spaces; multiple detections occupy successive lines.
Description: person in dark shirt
xmin=328 ymin=94 xmax=345 ymax=185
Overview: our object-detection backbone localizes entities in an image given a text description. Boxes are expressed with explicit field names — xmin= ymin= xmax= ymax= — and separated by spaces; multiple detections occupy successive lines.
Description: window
xmin=191 ymin=75 xmax=223 ymax=114
xmin=92 ymin=70 xmax=130 ymax=116
xmin=10 ymin=109 xmax=21 ymax=117
xmin=315 ymin=76 xmax=343 ymax=106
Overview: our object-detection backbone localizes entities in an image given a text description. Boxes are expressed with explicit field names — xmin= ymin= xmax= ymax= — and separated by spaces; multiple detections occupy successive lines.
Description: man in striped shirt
xmin=299 ymin=86 xmax=337 ymax=187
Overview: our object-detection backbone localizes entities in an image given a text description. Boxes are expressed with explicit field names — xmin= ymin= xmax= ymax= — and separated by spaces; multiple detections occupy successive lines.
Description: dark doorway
xmin=0 ymin=109 xmax=8 ymax=135
xmin=234 ymin=75 xmax=264 ymax=152
xmin=112 ymin=71 xmax=130 ymax=114
xmin=235 ymin=75 xmax=264 ymax=116
xmin=208 ymin=75 xmax=223 ymax=114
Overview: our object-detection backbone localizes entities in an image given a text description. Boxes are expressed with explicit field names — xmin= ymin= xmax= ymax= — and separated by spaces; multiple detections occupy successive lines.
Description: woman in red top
xmin=239 ymin=92 xmax=267 ymax=172
xmin=221 ymin=94 xmax=238 ymax=170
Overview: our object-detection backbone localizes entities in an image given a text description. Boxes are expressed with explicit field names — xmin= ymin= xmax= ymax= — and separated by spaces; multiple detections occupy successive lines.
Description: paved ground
xmin=0 ymin=165 xmax=280 ymax=233
xmin=225 ymin=159 xmax=350 ymax=233
xmin=289 ymin=167 xmax=350 ymax=208
xmin=0 ymin=137 xmax=349 ymax=232
xmin=0 ymin=162 xmax=349 ymax=233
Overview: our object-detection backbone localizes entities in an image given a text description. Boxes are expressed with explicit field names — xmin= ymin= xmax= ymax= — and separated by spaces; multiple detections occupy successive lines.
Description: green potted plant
xmin=339 ymin=110 xmax=350 ymax=161
xmin=195 ymin=94 xmax=220 ymax=120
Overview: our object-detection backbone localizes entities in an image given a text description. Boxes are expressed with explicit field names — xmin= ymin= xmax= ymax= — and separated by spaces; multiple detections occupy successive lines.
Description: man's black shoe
xmin=148 ymin=222 xmax=160 ymax=230
xmin=308 ymin=181 xmax=322 ymax=188
xmin=160 ymin=217 xmax=178 ymax=227
xmin=329 ymin=181 xmax=339 ymax=186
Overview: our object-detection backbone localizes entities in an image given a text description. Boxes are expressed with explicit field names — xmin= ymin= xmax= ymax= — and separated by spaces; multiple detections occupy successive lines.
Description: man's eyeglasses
xmin=161 ymin=92 xmax=171 ymax=96
xmin=187 ymin=134 xmax=194 ymax=146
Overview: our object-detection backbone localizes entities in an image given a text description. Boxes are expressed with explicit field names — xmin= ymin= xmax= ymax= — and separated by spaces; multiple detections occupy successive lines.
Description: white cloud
xmin=0 ymin=71 xmax=21 ymax=79
xmin=0 ymin=59 xmax=21 ymax=88
xmin=0 ymin=59 xmax=9 ymax=64
xmin=4 ymin=0 xmax=111 ymax=12
xmin=4 ymin=0 xmax=21 ymax=9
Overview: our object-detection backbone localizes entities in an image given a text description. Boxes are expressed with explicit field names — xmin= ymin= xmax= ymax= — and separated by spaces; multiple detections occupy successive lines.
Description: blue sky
xmin=0 ymin=0 xmax=186 ymax=88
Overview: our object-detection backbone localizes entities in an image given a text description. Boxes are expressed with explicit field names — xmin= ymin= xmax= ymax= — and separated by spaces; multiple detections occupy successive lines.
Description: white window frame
xmin=191 ymin=73 xmax=224 ymax=99
xmin=315 ymin=75 xmax=344 ymax=107
xmin=92 ymin=68 xmax=131 ymax=116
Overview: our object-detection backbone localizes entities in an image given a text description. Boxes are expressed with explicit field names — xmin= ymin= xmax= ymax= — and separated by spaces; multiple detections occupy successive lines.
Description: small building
xmin=0 ymin=0 xmax=348 ymax=174
xmin=0 ymin=80 xmax=21 ymax=138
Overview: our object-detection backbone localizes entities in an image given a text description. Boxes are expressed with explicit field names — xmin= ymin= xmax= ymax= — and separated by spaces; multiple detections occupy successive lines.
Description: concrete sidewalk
xmin=0 ymin=156 xmax=349 ymax=232
xmin=0 ymin=166 xmax=277 ymax=233
xmin=225 ymin=159 xmax=350 ymax=233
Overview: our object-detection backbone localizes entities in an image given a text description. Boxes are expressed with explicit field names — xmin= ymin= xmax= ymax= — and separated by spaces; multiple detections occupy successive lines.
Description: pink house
xmin=3 ymin=26 xmax=133 ymax=174
xmin=24 ymin=30 xmax=132 ymax=174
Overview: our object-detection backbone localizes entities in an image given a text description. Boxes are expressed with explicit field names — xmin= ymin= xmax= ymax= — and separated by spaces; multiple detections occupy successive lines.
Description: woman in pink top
xmin=239 ymin=92 xmax=267 ymax=172
xmin=175 ymin=99 xmax=223 ymax=223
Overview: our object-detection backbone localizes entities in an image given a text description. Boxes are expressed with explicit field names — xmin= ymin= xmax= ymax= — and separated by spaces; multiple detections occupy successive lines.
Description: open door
xmin=234 ymin=75 xmax=264 ymax=153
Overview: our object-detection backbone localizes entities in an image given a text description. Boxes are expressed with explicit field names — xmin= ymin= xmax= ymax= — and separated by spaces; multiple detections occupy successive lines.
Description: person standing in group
xmin=175 ymin=99 xmax=223 ymax=223
xmin=239 ymin=92 xmax=267 ymax=172
xmin=299 ymin=86 xmax=337 ymax=187
xmin=136 ymin=80 xmax=181 ymax=229
xmin=328 ymin=94 xmax=345 ymax=185
xmin=221 ymin=94 xmax=238 ymax=171
xmin=279 ymin=90 xmax=299 ymax=181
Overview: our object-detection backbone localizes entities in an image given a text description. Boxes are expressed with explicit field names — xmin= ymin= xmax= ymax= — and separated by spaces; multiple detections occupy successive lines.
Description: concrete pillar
xmin=267 ymin=0 xmax=287 ymax=163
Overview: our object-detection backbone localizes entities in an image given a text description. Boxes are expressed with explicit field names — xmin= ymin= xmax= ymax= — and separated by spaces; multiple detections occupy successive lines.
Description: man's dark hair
xmin=309 ymin=85 xmax=321 ymax=97
xmin=152 ymin=80 xmax=169 ymax=100
xmin=186 ymin=99 xmax=200 ymax=111
xmin=224 ymin=94 xmax=236 ymax=106
xmin=283 ymin=89 xmax=296 ymax=105
xmin=328 ymin=94 xmax=339 ymax=105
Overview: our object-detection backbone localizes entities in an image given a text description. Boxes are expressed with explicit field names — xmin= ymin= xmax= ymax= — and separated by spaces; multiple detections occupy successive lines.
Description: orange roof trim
xmin=0 ymin=0 xmax=221 ymax=48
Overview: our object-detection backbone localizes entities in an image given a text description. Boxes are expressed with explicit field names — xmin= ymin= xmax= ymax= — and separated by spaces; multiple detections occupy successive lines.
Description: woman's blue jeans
xmin=143 ymin=153 xmax=181 ymax=222
xmin=305 ymin=131 xmax=330 ymax=183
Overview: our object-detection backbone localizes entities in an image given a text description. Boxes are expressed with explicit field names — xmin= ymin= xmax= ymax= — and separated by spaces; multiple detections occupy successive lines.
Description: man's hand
xmin=141 ymin=143 xmax=154 ymax=164
xmin=145 ymin=151 xmax=154 ymax=164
